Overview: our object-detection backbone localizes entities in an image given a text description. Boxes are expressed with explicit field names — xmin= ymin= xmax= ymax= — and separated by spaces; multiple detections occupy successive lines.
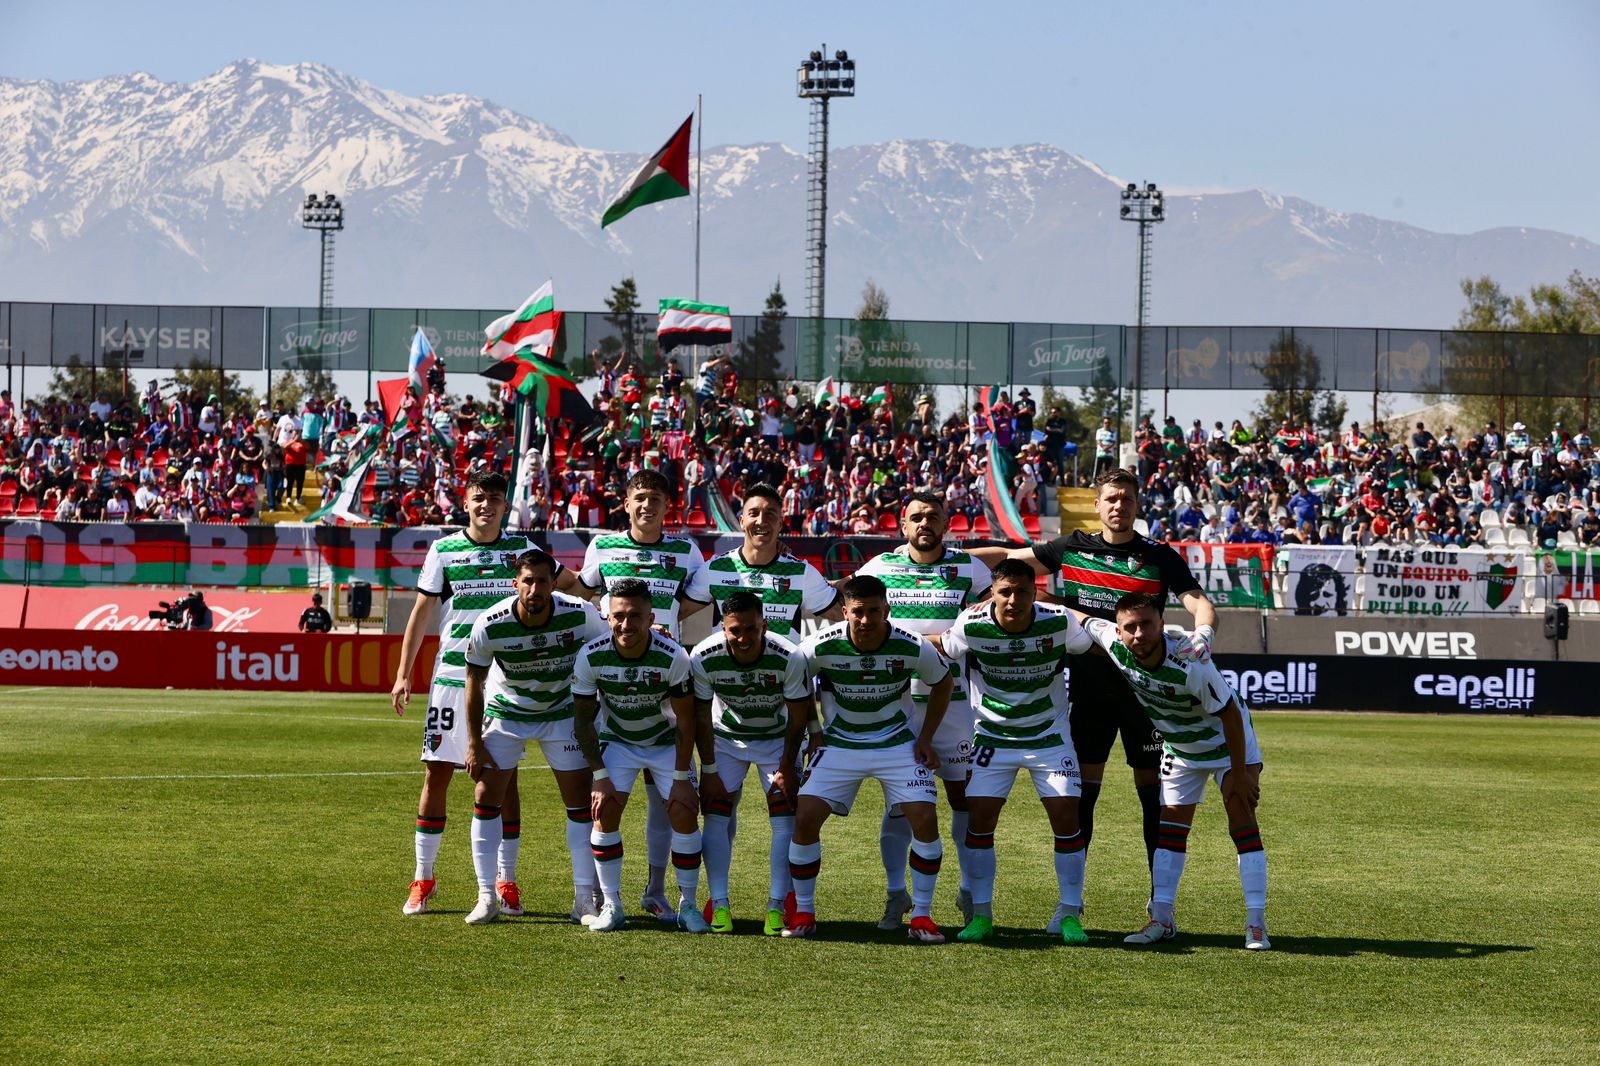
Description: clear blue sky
xmin=5 ymin=0 xmax=1599 ymax=240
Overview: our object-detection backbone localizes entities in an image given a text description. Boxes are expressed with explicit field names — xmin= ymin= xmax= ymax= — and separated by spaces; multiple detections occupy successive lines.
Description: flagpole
xmin=694 ymin=93 xmax=702 ymax=301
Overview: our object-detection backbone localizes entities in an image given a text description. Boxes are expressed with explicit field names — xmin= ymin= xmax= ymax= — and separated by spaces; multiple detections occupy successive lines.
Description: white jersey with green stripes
xmin=416 ymin=530 xmax=537 ymax=688
xmin=798 ymin=621 xmax=950 ymax=749
xmin=578 ymin=531 xmax=706 ymax=639
xmin=941 ymin=602 xmax=1092 ymax=749
xmin=689 ymin=631 xmax=811 ymax=741
xmin=1083 ymin=618 xmax=1254 ymax=765
xmin=570 ymin=632 xmax=693 ymax=747
xmin=465 ymin=592 xmax=608 ymax=725
xmin=684 ymin=547 xmax=837 ymax=637
xmin=856 ymin=544 xmax=991 ymax=703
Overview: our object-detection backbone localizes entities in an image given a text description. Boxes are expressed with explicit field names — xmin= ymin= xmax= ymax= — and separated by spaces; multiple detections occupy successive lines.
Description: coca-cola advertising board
xmin=20 ymin=587 xmax=313 ymax=633
xmin=0 ymin=630 xmax=438 ymax=692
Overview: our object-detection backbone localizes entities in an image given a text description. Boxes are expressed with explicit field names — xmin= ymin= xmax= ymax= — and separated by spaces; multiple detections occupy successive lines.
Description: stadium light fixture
xmin=1120 ymin=180 xmax=1165 ymax=430
xmin=797 ymin=45 xmax=857 ymax=322
xmin=300 ymin=192 xmax=344 ymax=315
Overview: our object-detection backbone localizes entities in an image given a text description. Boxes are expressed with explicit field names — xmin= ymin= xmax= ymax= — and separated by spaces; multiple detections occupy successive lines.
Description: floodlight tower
xmin=300 ymin=192 xmax=344 ymax=312
xmin=797 ymin=47 xmax=856 ymax=319
xmin=1120 ymin=182 xmax=1164 ymax=431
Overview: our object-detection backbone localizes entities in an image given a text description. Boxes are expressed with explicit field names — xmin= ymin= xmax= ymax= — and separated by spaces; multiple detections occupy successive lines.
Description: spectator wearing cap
xmin=1013 ymin=388 xmax=1036 ymax=439
xmin=1506 ymin=422 xmax=1531 ymax=460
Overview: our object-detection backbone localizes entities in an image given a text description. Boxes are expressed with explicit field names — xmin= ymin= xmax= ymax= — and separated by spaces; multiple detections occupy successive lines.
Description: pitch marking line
xmin=0 ymin=705 xmax=406 ymax=725
xmin=0 ymin=765 xmax=554 ymax=783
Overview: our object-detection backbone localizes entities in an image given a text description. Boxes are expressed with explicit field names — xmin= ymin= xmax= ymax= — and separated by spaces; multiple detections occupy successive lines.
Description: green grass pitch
xmin=2 ymin=687 xmax=1596 ymax=1064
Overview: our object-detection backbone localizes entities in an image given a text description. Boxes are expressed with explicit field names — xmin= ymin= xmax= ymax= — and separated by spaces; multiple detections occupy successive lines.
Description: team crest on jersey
xmin=771 ymin=575 xmax=792 ymax=594
xmin=1037 ymin=636 xmax=1053 ymax=653
xmin=645 ymin=670 xmax=662 ymax=685
xmin=560 ymin=631 xmax=576 ymax=647
xmin=477 ymin=549 xmax=495 ymax=565
xmin=940 ymin=565 xmax=959 ymax=583
xmin=887 ymin=658 xmax=904 ymax=673
xmin=426 ymin=733 xmax=442 ymax=752
xmin=1160 ymin=684 xmax=1179 ymax=698
xmin=1009 ymin=639 xmax=1027 ymax=653
xmin=624 ymin=666 xmax=638 ymax=681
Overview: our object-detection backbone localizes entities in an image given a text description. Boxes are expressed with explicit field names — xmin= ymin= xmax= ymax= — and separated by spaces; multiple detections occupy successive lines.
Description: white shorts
xmin=713 ymin=734 xmax=791 ymax=797
xmin=419 ymin=684 xmax=469 ymax=766
xmin=911 ymin=697 xmax=976 ymax=783
xmin=602 ymin=739 xmax=695 ymax=803
xmin=482 ymin=715 xmax=589 ymax=773
xmin=798 ymin=740 xmax=938 ymax=816
xmin=1158 ymin=724 xmax=1264 ymax=807
xmin=966 ymin=740 xmax=1083 ymax=801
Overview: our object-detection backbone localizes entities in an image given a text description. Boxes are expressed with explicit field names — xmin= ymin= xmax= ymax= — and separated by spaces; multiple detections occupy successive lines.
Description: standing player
xmin=391 ymin=471 xmax=575 ymax=917
xmin=575 ymin=469 xmax=708 ymax=921
xmin=459 ymin=550 xmax=609 ymax=923
xmin=932 ymin=560 xmax=1092 ymax=945
xmin=688 ymin=591 xmax=813 ymax=935
xmin=856 ymin=491 xmax=991 ymax=929
xmin=973 ymin=467 xmax=1216 ymax=931
xmin=682 ymin=483 xmax=841 ymax=637
xmin=1071 ymin=592 xmax=1269 ymax=950
xmin=786 ymin=575 xmax=954 ymax=943
xmin=572 ymin=579 xmax=710 ymax=933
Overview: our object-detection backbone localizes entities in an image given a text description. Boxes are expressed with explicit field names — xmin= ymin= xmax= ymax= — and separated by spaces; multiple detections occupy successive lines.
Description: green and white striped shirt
xmin=799 ymin=621 xmax=949 ymax=749
xmin=1083 ymin=618 xmax=1243 ymax=764
xmin=689 ymin=631 xmax=811 ymax=741
xmin=856 ymin=545 xmax=991 ymax=703
xmin=465 ymin=593 xmax=608 ymax=724
xmin=684 ymin=547 xmax=837 ymax=637
xmin=941 ymin=602 xmax=1091 ymax=749
xmin=578 ymin=532 xmax=706 ymax=639
xmin=416 ymin=531 xmax=538 ymax=687
xmin=571 ymin=632 xmax=693 ymax=747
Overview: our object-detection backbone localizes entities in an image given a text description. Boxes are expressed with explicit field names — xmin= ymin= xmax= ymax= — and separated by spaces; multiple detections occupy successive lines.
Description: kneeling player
xmin=689 ymin=591 xmax=813 ymax=935
xmin=572 ymin=579 xmax=709 ymax=933
xmin=786 ymin=575 xmax=954 ymax=943
xmin=932 ymin=560 xmax=1092 ymax=944
xmin=1074 ymin=592 xmax=1269 ymax=950
xmin=461 ymin=550 xmax=609 ymax=924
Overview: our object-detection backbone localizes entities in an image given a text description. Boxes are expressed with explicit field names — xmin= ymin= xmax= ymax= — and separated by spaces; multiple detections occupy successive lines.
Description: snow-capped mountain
xmin=1 ymin=59 xmax=1597 ymax=328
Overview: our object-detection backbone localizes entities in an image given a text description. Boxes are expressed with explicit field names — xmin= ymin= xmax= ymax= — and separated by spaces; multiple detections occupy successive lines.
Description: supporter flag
xmin=309 ymin=424 xmax=381 ymax=525
xmin=407 ymin=328 xmax=437 ymax=393
xmin=866 ymin=383 xmax=892 ymax=407
xmin=981 ymin=438 xmax=1033 ymax=544
xmin=483 ymin=280 xmax=557 ymax=359
xmin=815 ymin=377 xmax=839 ymax=407
xmin=376 ymin=377 xmax=413 ymax=443
xmin=481 ymin=328 xmax=598 ymax=429
xmin=974 ymin=385 xmax=998 ymax=434
xmin=657 ymin=298 xmax=732 ymax=352
xmin=601 ymin=114 xmax=692 ymax=229
xmin=705 ymin=478 xmax=743 ymax=534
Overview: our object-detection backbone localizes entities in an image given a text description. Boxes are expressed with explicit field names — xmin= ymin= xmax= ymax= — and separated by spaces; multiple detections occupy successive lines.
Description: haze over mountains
xmin=1 ymin=59 xmax=1597 ymax=327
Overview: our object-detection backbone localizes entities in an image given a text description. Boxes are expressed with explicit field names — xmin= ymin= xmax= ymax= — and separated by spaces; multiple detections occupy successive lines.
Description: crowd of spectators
xmin=4 ymin=356 xmax=1599 ymax=553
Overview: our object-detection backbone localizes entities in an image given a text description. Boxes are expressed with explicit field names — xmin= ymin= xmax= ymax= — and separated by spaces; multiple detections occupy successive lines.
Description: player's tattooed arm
xmin=463 ymin=662 xmax=495 ymax=781
xmin=573 ymin=694 xmax=604 ymax=770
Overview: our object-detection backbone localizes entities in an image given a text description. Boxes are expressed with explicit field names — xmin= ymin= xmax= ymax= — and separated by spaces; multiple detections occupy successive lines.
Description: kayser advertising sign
xmin=0 ymin=631 xmax=437 ymax=693
xmin=1211 ymin=654 xmax=1593 ymax=717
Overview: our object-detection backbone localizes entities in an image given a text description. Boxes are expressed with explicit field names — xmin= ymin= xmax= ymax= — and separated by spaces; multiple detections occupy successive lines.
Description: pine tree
xmin=853 ymin=279 xmax=914 ymax=430
xmin=733 ymin=280 xmax=787 ymax=406
xmin=1249 ymin=329 xmax=1347 ymax=437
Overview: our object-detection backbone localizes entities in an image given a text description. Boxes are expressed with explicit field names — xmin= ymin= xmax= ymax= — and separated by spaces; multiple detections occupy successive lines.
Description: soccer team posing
xmin=390 ymin=467 xmax=1271 ymax=949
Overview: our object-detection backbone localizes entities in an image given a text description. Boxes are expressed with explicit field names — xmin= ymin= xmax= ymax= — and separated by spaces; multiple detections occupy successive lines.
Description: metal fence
xmin=2 ymin=301 xmax=1598 ymax=398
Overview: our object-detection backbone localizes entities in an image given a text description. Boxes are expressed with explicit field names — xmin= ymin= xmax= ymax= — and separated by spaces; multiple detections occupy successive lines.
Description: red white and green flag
xmin=482 ymin=279 xmax=557 ymax=359
xmin=981 ymin=438 xmax=1034 ymax=544
xmin=657 ymin=298 xmax=732 ymax=352
xmin=376 ymin=377 xmax=413 ymax=442
xmin=601 ymin=114 xmax=693 ymax=229
xmin=480 ymin=322 xmax=598 ymax=429
xmin=815 ymin=377 xmax=839 ymax=406
xmin=866 ymin=383 xmax=892 ymax=406
xmin=309 ymin=424 xmax=382 ymax=525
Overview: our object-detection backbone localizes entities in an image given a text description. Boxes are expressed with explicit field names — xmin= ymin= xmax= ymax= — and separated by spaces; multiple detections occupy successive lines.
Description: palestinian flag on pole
xmin=981 ymin=438 xmax=1033 ymax=544
xmin=483 ymin=279 xmax=556 ymax=359
xmin=705 ymin=478 xmax=743 ymax=534
xmin=310 ymin=424 xmax=382 ymax=525
xmin=975 ymin=385 xmax=998 ymax=434
xmin=815 ymin=377 xmax=839 ymax=407
xmin=865 ymin=383 xmax=892 ymax=406
xmin=480 ymin=322 xmax=598 ymax=429
xmin=376 ymin=377 xmax=414 ymax=443
xmin=658 ymin=298 xmax=732 ymax=352
xmin=601 ymin=114 xmax=693 ymax=229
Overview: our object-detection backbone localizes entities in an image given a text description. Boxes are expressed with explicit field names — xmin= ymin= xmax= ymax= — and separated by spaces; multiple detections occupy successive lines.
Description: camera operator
xmin=178 ymin=591 xmax=213 ymax=631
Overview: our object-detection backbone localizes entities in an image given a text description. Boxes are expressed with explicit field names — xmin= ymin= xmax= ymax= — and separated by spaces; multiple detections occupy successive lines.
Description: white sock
xmin=670 ymin=829 xmax=703 ymax=906
xmin=1233 ymin=823 xmax=1268 ymax=920
xmin=566 ymin=807 xmax=595 ymax=899
xmin=644 ymin=788 xmax=671 ymax=897
xmin=788 ymin=840 xmax=821 ymax=913
xmin=1150 ymin=821 xmax=1191 ymax=925
xmin=880 ymin=808 xmax=912 ymax=895
xmin=965 ymin=828 xmax=996 ymax=907
xmin=908 ymin=836 xmax=943 ymax=918
xmin=950 ymin=806 xmax=973 ymax=893
xmin=496 ymin=819 xmax=520 ymax=883
xmin=414 ymin=814 xmax=445 ymax=881
xmin=703 ymin=812 xmax=733 ymax=907
xmin=1054 ymin=831 xmax=1086 ymax=910
xmin=469 ymin=803 xmax=501 ymax=895
xmin=590 ymin=828 xmax=623 ymax=906
xmin=768 ymin=814 xmax=795 ymax=907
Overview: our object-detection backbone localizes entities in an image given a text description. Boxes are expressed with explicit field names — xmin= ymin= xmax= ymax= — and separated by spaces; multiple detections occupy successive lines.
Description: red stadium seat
xmin=152 ymin=448 xmax=170 ymax=467
xmin=0 ymin=479 xmax=17 ymax=499
xmin=15 ymin=496 xmax=38 ymax=516
xmin=877 ymin=511 xmax=899 ymax=533
xmin=684 ymin=508 xmax=709 ymax=529
xmin=1023 ymin=514 xmax=1042 ymax=537
xmin=0 ymin=496 xmax=14 ymax=517
xmin=38 ymin=506 xmax=56 ymax=521
xmin=949 ymin=513 xmax=970 ymax=534
xmin=972 ymin=514 xmax=991 ymax=536
xmin=665 ymin=506 xmax=684 ymax=527
xmin=105 ymin=449 xmax=122 ymax=466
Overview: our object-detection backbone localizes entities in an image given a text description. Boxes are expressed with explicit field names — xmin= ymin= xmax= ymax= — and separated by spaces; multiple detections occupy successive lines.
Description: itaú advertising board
xmin=19 ymin=587 xmax=312 ymax=633
xmin=0 ymin=631 xmax=438 ymax=692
